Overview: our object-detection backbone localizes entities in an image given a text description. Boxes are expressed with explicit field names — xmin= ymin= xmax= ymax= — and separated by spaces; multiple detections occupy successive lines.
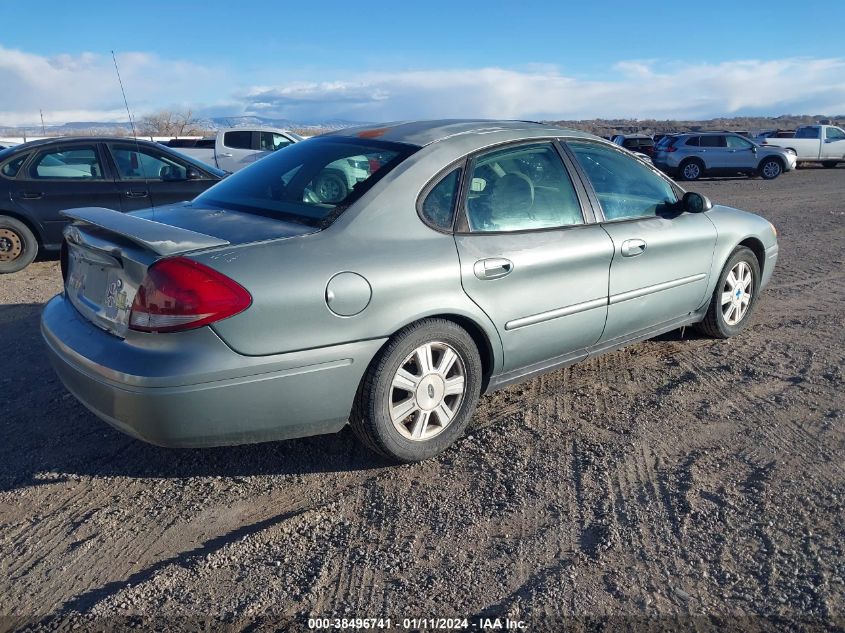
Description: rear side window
xmin=568 ymin=141 xmax=676 ymax=221
xmin=1 ymin=153 xmax=29 ymax=177
xmin=795 ymin=127 xmax=821 ymax=139
xmin=223 ymin=131 xmax=252 ymax=149
xmin=421 ymin=168 xmax=461 ymax=230
xmin=28 ymin=146 xmax=104 ymax=179
xmin=699 ymin=136 xmax=726 ymax=148
xmin=685 ymin=136 xmax=700 ymax=147
xmin=464 ymin=143 xmax=583 ymax=232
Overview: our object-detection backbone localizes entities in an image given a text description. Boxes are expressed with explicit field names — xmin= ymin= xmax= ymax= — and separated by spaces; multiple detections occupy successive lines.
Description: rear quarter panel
xmin=199 ymin=144 xmax=505 ymax=374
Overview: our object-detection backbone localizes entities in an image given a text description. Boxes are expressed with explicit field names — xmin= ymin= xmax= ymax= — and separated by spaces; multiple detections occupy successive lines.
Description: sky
xmin=1 ymin=0 xmax=843 ymax=126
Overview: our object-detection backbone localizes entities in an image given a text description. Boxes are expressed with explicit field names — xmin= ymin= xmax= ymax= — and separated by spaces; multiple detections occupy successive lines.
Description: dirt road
xmin=1 ymin=169 xmax=843 ymax=632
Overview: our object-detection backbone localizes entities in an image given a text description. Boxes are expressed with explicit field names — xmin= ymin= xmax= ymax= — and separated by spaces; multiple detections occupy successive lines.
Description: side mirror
xmin=682 ymin=191 xmax=712 ymax=213
xmin=751 ymin=145 xmax=758 ymax=153
xmin=186 ymin=168 xmax=201 ymax=180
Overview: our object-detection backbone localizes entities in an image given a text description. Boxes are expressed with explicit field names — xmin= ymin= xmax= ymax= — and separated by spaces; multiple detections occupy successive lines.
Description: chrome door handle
xmin=219 ymin=152 xmax=233 ymax=157
xmin=19 ymin=191 xmax=44 ymax=200
xmin=124 ymin=190 xmax=149 ymax=198
xmin=474 ymin=258 xmax=513 ymax=280
xmin=621 ymin=239 xmax=646 ymax=257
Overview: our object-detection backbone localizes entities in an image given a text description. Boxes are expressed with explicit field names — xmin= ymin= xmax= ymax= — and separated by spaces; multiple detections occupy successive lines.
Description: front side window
xmin=726 ymin=135 xmax=753 ymax=149
xmin=699 ymin=135 xmax=726 ymax=148
xmin=825 ymin=127 xmax=845 ymax=141
xmin=223 ymin=130 xmax=252 ymax=149
xmin=29 ymin=146 xmax=104 ymax=179
xmin=195 ymin=137 xmax=416 ymax=227
xmin=464 ymin=143 xmax=583 ymax=232
xmin=109 ymin=144 xmax=193 ymax=181
xmin=421 ymin=168 xmax=461 ymax=230
xmin=568 ymin=141 xmax=677 ymax=221
xmin=259 ymin=132 xmax=293 ymax=152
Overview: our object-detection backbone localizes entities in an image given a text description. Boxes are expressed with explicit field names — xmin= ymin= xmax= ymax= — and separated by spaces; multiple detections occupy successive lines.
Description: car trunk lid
xmin=60 ymin=205 xmax=318 ymax=338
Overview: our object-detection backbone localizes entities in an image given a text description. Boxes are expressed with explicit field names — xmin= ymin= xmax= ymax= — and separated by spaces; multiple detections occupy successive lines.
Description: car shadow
xmin=0 ymin=303 xmax=389 ymax=493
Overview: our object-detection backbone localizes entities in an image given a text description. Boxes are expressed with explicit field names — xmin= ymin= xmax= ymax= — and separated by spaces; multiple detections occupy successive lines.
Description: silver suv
xmin=653 ymin=132 xmax=797 ymax=181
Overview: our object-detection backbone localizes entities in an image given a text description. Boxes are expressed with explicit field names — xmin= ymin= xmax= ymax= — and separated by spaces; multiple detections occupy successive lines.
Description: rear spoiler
xmin=60 ymin=207 xmax=229 ymax=256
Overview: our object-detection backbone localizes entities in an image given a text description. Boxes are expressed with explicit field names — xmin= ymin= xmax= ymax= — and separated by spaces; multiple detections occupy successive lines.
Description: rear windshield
xmin=195 ymin=137 xmax=417 ymax=227
xmin=623 ymin=138 xmax=654 ymax=149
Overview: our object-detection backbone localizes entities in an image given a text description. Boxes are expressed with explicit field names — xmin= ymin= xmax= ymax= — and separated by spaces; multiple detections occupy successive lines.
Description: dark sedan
xmin=0 ymin=137 xmax=226 ymax=273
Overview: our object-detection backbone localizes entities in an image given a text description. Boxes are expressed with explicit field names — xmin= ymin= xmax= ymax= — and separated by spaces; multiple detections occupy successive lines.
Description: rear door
xmin=9 ymin=142 xmax=121 ymax=246
xmin=105 ymin=142 xmax=218 ymax=211
xmin=564 ymin=140 xmax=717 ymax=343
xmin=698 ymin=135 xmax=729 ymax=170
xmin=452 ymin=141 xmax=614 ymax=373
xmin=217 ymin=130 xmax=256 ymax=172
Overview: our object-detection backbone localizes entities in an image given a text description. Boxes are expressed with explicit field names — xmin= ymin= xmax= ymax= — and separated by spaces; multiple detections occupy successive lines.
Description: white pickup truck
xmin=762 ymin=124 xmax=845 ymax=167
xmin=164 ymin=127 xmax=303 ymax=172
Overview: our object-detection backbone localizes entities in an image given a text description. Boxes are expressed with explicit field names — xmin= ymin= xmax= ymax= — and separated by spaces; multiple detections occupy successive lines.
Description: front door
xmin=453 ymin=142 xmax=614 ymax=373
xmin=106 ymin=142 xmax=216 ymax=211
xmin=217 ymin=130 xmax=259 ymax=172
xmin=725 ymin=134 xmax=759 ymax=169
xmin=10 ymin=142 xmax=121 ymax=247
xmin=565 ymin=140 xmax=718 ymax=343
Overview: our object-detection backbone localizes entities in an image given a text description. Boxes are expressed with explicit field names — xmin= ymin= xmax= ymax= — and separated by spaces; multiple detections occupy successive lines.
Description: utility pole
xmin=40 ymin=110 xmax=46 ymax=135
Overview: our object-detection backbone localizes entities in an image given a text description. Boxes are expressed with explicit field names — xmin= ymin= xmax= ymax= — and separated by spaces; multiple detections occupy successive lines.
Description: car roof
xmin=9 ymin=136 xmax=162 ymax=151
xmin=324 ymin=119 xmax=594 ymax=148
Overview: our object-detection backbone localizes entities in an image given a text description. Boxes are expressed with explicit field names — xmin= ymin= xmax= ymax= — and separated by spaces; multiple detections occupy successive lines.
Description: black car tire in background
xmin=759 ymin=157 xmax=784 ymax=180
xmin=0 ymin=216 xmax=38 ymax=274
xmin=822 ymin=161 xmax=839 ymax=169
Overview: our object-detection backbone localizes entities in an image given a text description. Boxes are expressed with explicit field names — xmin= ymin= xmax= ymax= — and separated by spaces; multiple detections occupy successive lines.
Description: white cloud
xmin=239 ymin=58 xmax=845 ymax=121
xmin=0 ymin=46 xmax=223 ymax=127
xmin=2 ymin=45 xmax=844 ymax=127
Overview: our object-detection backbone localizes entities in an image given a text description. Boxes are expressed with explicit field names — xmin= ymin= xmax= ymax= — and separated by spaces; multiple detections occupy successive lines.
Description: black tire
xmin=350 ymin=318 xmax=482 ymax=463
xmin=759 ymin=157 xmax=783 ymax=180
xmin=822 ymin=161 xmax=839 ymax=169
xmin=679 ymin=159 xmax=703 ymax=181
xmin=0 ymin=215 xmax=38 ymax=274
xmin=314 ymin=170 xmax=348 ymax=203
xmin=696 ymin=246 xmax=761 ymax=339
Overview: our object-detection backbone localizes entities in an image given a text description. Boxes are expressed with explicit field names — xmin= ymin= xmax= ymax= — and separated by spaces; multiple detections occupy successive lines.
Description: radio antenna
xmin=111 ymin=50 xmax=156 ymax=215
xmin=112 ymin=50 xmax=137 ymax=138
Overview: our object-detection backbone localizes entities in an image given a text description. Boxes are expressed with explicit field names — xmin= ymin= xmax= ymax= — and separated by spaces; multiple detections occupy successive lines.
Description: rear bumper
xmin=41 ymin=295 xmax=385 ymax=448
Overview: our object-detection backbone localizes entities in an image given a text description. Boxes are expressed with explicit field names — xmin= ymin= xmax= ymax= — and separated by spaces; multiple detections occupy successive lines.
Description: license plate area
xmin=66 ymin=244 xmax=134 ymax=337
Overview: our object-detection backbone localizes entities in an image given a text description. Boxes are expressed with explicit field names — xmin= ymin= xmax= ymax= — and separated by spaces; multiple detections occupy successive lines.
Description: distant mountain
xmin=0 ymin=116 xmax=366 ymax=137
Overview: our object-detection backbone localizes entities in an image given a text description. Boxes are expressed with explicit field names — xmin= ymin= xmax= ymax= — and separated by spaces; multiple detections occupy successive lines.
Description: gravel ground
xmin=0 ymin=168 xmax=843 ymax=632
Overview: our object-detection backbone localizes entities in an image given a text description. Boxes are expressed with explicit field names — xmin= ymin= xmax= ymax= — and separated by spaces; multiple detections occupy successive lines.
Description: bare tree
xmin=139 ymin=109 xmax=206 ymax=136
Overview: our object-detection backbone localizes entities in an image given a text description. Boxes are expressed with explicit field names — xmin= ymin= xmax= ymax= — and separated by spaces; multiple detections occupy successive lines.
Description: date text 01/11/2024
xmin=307 ymin=617 xmax=528 ymax=630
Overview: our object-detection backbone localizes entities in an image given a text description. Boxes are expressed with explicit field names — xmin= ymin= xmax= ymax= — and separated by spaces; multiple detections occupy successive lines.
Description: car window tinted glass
xmin=109 ymin=144 xmax=191 ymax=181
xmin=421 ymin=168 xmax=461 ymax=230
xmin=29 ymin=146 xmax=104 ymax=179
xmin=195 ymin=137 xmax=416 ymax=227
xmin=223 ymin=131 xmax=252 ymax=149
xmin=795 ymin=127 xmax=821 ymax=139
xmin=699 ymin=135 xmax=726 ymax=148
xmin=568 ymin=141 xmax=677 ymax=220
xmin=826 ymin=127 xmax=845 ymax=141
xmin=1 ymin=153 xmax=29 ymax=177
xmin=259 ymin=132 xmax=293 ymax=152
xmin=726 ymin=135 xmax=753 ymax=149
xmin=465 ymin=143 xmax=583 ymax=232
xmin=685 ymin=136 xmax=700 ymax=147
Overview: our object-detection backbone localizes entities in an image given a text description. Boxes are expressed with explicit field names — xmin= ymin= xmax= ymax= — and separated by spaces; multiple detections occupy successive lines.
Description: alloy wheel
xmin=762 ymin=160 xmax=781 ymax=178
xmin=389 ymin=341 xmax=466 ymax=441
xmin=721 ymin=261 xmax=754 ymax=325
xmin=683 ymin=162 xmax=701 ymax=179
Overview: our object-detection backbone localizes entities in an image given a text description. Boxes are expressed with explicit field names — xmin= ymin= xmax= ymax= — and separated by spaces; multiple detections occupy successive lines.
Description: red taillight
xmin=665 ymin=144 xmax=678 ymax=153
xmin=129 ymin=257 xmax=251 ymax=333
